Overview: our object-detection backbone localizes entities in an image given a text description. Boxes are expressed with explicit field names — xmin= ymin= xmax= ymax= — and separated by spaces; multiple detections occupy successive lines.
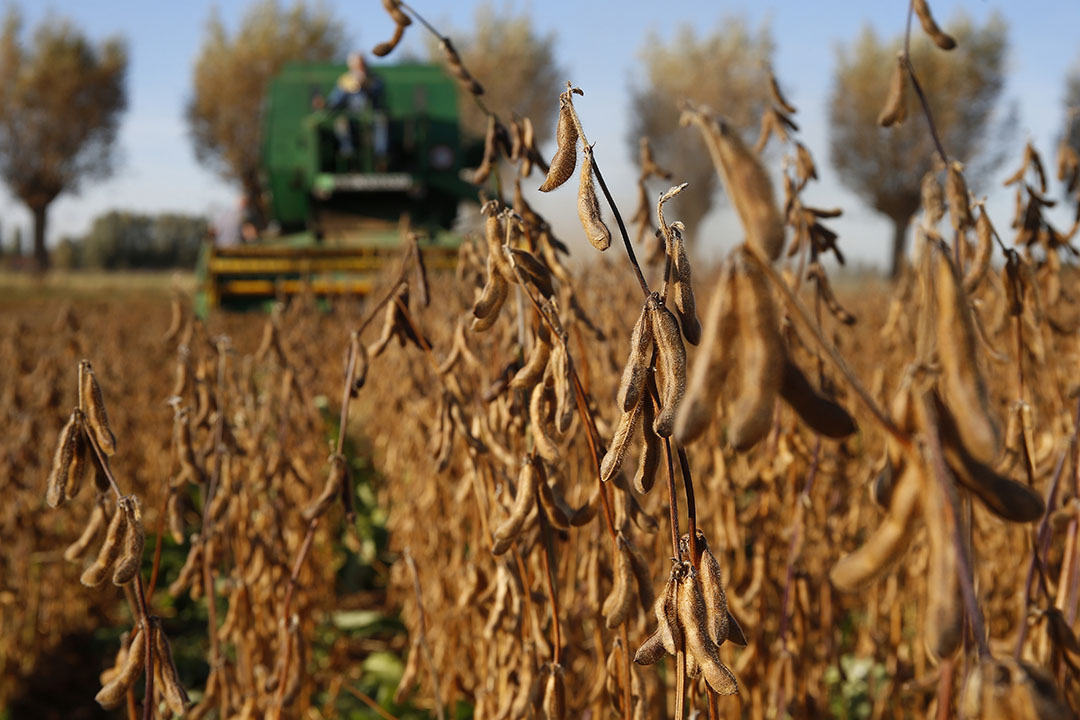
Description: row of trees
xmin=53 ymin=211 xmax=208 ymax=270
xmin=0 ymin=212 xmax=207 ymax=270
xmin=0 ymin=1 xmax=1078 ymax=274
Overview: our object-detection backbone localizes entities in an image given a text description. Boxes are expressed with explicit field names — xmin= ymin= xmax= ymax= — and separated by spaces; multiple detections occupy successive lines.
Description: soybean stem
xmin=564 ymin=90 xmax=650 ymax=299
xmin=676 ymin=446 xmax=699 ymax=566
xmin=902 ymin=1 xmax=949 ymax=167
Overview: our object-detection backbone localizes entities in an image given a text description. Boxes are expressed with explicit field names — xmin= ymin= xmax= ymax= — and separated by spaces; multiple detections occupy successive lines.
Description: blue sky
xmin=2 ymin=0 xmax=1079 ymax=269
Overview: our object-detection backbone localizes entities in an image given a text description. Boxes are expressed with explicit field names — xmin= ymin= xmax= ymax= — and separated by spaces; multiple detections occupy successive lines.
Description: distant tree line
xmin=50 ymin=211 xmax=208 ymax=270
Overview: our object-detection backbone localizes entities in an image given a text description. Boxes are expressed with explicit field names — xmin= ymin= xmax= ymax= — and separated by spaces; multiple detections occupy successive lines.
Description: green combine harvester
xmin=195 ymin=61 xmax=480 ymax=315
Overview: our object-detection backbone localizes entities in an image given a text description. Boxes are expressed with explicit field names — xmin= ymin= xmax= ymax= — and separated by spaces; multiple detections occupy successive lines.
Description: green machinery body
xmin=196 ymin=62 xmax=480 ymax=315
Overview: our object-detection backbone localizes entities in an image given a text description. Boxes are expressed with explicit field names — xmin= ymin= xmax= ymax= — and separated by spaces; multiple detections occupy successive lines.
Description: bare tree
xmin=429 ymin=3 xmax=563 ymax=144
xmin=628 ymin=20 xmax=775 ymax=238
xmin=829 ymin=13 xmax=1013 ymax=277
xmin=187 ymin=0 xmax=345 ymax=225
xmin=0 ymin=8 xmax=127 ymax=271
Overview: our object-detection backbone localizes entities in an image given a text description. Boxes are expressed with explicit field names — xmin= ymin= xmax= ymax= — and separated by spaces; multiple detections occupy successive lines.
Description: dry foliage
xmin=7 ymin=2 xmax=1080 ymax=719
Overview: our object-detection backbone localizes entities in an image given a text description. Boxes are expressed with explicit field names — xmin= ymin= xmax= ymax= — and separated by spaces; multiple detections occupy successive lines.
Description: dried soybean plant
xmin=13 ymin=1 xmax=1080 ymax=718
xmin=44 ymin=359 xmax=188 ymax=718
xmin=29 ymin=244 xmax=436 ymax=719
xmin=366 ymin=99 xmax=1080 ymax=712
xmin=830 ymin=0 xmax=1080 ymax=715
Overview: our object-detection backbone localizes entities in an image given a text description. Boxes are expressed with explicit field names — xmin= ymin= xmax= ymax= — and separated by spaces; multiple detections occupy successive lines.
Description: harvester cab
xmin=195 ymin=61 xmax=480 ymax=316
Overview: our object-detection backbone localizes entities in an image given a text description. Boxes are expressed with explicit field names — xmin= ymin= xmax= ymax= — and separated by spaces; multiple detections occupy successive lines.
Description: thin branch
xmin=344 ymin=684 xmax=401 ymax=720
xmin=676 ymin=446 xmax=699 ymax=567
xmin=902 ymin=1 xmax=949 ymax=166
xmin=563 ymin=90 xmax=650 ymax=298
xmin=663 ymin=437 xmax=681 ymax=562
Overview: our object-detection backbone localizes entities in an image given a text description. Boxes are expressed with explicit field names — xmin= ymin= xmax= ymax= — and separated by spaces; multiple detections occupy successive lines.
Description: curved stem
xmin=565 ymin=93 xmax=650 ymax=298
xmin=902 ymin=1 xmax=949 ymax=167
xmin=662 ymin=437 xmax=680 ymax=562
xmin=676 ymin=446 xmax=699 ymax=567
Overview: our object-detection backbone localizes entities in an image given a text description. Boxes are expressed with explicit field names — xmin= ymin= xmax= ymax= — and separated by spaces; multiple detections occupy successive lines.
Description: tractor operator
xmin=327 ymin=52 xmax=388 ymax=168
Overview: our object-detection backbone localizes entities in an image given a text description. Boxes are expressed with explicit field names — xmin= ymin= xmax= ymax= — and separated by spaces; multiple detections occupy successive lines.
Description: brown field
xmin=2 ymin=228 xmax=1078 ymax=720
xmin=4 ymin=3 xmax=1080 ymax=717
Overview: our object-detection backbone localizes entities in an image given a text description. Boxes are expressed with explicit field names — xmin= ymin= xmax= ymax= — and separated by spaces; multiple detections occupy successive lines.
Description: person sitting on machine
xmin=327 ymin=52 xmax=388 ymax=167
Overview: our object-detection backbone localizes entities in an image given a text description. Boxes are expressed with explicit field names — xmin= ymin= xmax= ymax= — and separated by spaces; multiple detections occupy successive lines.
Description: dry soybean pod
xmin=777 ymin=355 xmax=857 ymax=439
xmin=675 ymin=260 xmax=736 ymax=444
xmin=409 ymin=233 xmax=430 ymax=307
xmin=112 ymin=497 xmax=145 ymax=586
xmin=570 ymin=484 xmax=601 ymax=526
xmin=933 ymin=243 xmax=999 ymax=464
xmin=493 ymin=458 xmax=539 ymax=545
xmin=602 ymin=534 xmax=636 ymax=629
xmin=472 ymin=256 xmax=509 ymax=327
xmin=961 ymin=657 xmax=1069 ymax=719
xmin=669 ymin=222 xmax=701 ymax=345
xmin=530 ymin=382 xmax=561 ymax=465
xmin=626 ymin=539 xmax=655 ymax=613
xmin=577 ymin=145 xmax=612 ymax=250
xmin=946 ymin=161 xmax=973 ymax=231
xmin=472 ymin=113 xmax=498 ymax=185
xmin=709 ymin=115 xmax=785 ymax=260
xmin=604 ymin=639 xmax=625 ymax=715
xmin=963 ymin=204 xmax=995 ymax=293
xmin=510 ymin=324 xmax=552 ymax=392
xmin=768 ymin=68 xmax=797 ymax=114
xmin=877 ymin=53 xmax=908 ymax=128
xmin=633 ymin=391 xmax=661 ymax=494
xmin=694 ymin=531 xmax=731 ymax=646
xmin=81 ymin=498 xmax=130 ymax=587
xmin=650 ymin=299 xmax=686 ymax=438
xmin=728 ymin=259 xmax=783 ymax=451
xmin=169 ymin=540 xmax=202 ymax=597
xmin=482 ymin=202 xmax=515 ymax=280
xmin=46 ymin=408 xmax=83 ymax=508
xmin=634 ymin=629 xmax=666 ymax=666
xmin=95 ymin=626 xmax=145 ymax=709
xmin=914 ymin=0 xmax=957 ymax=50
xmin=373 ymin=22 xmax=406 ymax=57
xmin=934 ymin=394 xmax=1043 ymax=523
xmin=64 ymin=498 xmax=108 ymax=562
xmin=393 ymin=640 xmax=421 ymax=704
xmin=829 ymin=464 xmax=921 ymax=592
xmin=507 ymin=246 xmax=555 ymax=298
xmin=600 ymin=399 xmax=643 ymax=484
xmin=807 ymin=261 xmax=856 ymax=325
xmin=539 ymin=95 xmax=578 ymax=192
xmin=471 ymin=281 xmax=506 ymax=334
xmin=380 ymin=0 xmax=412 ymax=26
xmin=537 ymin=467 xmax=571 ymax=531
xmin=677 ymin=565 xmax=738 ymax=695
xmin=543 ymin=663 xmax=566 ymax=720
xmin=617 ymin=300 xmax=654 ymax=413
xmin=80 ymin=360 xmax=116 ymax=456
xmin=65 ymin=430 xmax=89 ymax=501
xmin=919 ymin=465 xmax=963 ymax=661
xmin=550 ymin=339 xmax=575 ymax=434
xmin=153 ymin=621 xmax=190 ymax=715
xmin=635 ymin=567 xmax=683 ymax=664
xmin=922 ymin=168 xmax=945 ymax=224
